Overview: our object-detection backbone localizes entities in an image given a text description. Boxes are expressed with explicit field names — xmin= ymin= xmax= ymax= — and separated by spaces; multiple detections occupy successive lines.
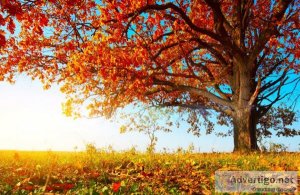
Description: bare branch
xmin=152 ymin=77 xmax=233 ymax=108
xmin=249 ymin=76 xmax=261 ymax=106
xmin=260 ymin=67 xmax=289 ymax=92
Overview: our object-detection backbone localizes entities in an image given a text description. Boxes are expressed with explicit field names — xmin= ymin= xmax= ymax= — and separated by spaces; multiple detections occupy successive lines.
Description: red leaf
xmin=40 ymin=14 xmax=49 ymax=27
xmin=5 ymin=2 xmax=22 ymax=16
xmin=0 ymin=15 xmax=5 ymax=26
xmin=15 ymin=13 xmax=23 ymax=21
xmin=63 ymin=183 xmax=74 ymax=190
xmin=8 ymin=19 xmax=15 ymax=34
xmin=0 ymin=31 xmax=6 ymax=47
xmin=34 ymin=25 xmax=43 ymax=35
xmin=45 ymin=186 xmax=54 ymax=191
xmin=22 ymin=185 xmax=34 ymax=191
xmin=112 ymin=182 xmax=121 ymax=192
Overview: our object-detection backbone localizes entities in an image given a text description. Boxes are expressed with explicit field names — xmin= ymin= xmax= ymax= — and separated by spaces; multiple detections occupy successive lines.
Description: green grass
xmin=0 ymin=150 xmax=299 ymax=194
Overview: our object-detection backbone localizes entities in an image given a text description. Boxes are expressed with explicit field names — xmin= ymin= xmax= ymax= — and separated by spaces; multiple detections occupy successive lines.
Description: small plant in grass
xmin=85 ymin=143 xmax=98 ymax=166
xmin=268 ymin=142 xmax=288 ymax=152
xmin=120 ymin=106 xmax=173 ymax=153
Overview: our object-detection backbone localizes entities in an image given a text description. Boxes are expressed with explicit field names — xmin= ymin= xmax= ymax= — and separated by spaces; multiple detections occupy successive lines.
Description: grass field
xmin=0 ymin=149 xmax=299 ymax=194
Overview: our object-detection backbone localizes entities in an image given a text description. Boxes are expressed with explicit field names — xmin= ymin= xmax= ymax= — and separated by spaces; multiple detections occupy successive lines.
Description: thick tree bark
xmin=231 ymin=55 xmax=260 ymax=152
xmin=233 ymin=106 xmax=259 ymax=152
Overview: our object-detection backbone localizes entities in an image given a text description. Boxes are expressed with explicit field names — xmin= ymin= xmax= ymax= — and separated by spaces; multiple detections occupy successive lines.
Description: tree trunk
xmin=231 ymin=56 xmax=260 ymax=152
xmin=233 ymin=107 xmax=259 ymax=152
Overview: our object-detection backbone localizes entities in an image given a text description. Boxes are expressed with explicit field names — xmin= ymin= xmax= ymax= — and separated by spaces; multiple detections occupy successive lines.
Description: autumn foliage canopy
xmin=0 ymin=0 xmax=299 ymax=151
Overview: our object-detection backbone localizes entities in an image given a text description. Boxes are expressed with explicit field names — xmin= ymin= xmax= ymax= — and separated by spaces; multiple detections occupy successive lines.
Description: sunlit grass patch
xmin=0 ymin=150 xmax=299 ymax=194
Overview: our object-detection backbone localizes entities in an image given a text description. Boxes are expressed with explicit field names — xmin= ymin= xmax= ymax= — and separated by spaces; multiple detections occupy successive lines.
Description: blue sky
xmin=0 ymin=74 xmax=299 ymax=152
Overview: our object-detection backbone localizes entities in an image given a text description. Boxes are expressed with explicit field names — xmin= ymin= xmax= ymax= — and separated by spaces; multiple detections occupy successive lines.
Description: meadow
xmin=0 ymin=148 xmax=299 ymax=194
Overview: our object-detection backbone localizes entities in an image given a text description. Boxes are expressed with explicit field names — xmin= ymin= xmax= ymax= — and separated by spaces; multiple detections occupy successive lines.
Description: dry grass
xmin=0 ymin=150 xmax=299 ymax=194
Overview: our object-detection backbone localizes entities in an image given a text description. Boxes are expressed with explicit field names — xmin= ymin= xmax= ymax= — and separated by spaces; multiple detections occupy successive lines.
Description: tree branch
xmin=152 ymin=77 xmax=233 ymax=108
xmin=260 ymin=67 xmax=289 ymax=92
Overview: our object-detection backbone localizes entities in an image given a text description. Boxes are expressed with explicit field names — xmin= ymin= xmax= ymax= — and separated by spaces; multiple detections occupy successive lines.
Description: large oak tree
xmin=1 ymin=0 xmax=299 ymax=152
